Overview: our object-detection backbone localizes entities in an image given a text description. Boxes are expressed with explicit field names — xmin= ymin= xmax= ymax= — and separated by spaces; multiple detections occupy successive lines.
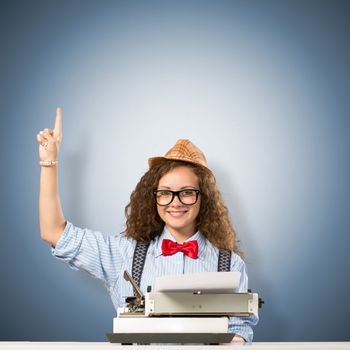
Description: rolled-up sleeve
xmin=228 ymin=254 xmax=259 ymax=343
xmin=51 ymin=221 xmax=124 ymax=288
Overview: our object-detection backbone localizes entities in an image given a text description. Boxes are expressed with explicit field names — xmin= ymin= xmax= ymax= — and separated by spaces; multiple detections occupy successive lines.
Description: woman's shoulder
xmin=112 ymin=231 xmax=138 ymax=252
xmin=230 ymin=251 xmax=246 ymax=272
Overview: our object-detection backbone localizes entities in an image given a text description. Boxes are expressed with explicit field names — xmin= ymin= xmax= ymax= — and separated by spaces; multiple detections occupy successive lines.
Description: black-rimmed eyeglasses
xmin=153 ymin=189 xmax=200 ymax=206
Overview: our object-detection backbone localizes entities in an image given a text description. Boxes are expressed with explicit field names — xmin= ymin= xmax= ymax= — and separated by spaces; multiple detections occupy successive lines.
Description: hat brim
xmin=148 ymin=155 xmax=208 ymax=170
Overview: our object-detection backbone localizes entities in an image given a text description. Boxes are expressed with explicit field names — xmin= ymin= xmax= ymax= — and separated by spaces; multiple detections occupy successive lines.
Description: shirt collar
xmin=154 ymin=227 xmax=207 ymax=260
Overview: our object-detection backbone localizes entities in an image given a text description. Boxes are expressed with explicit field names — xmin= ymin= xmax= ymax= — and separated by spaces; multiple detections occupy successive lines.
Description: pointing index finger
xmin=54 ymin=107 xmax=62 ymax=141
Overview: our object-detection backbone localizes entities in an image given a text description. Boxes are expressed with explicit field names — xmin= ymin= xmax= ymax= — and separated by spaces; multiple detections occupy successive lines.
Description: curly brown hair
xmin=124 ymin=160 xmax=241 ymax=255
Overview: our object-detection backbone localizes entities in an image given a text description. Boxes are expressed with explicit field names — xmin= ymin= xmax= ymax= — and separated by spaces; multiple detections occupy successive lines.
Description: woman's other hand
xmin=231 ymin=334 xmax=245 ymax=343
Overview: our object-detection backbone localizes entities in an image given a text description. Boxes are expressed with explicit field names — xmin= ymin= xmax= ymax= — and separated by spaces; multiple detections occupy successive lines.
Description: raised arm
xmin=37 ymin=107 xmax=66 ymax=246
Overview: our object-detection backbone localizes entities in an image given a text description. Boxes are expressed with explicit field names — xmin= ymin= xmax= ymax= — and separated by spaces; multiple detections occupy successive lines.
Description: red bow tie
xmin=161 ymin=239 xmax=198 ymax=259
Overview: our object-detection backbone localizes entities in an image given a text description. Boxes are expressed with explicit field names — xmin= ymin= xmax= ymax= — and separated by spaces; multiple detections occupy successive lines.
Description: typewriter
xmin=107 ymin=271 xmax=263 ymax=344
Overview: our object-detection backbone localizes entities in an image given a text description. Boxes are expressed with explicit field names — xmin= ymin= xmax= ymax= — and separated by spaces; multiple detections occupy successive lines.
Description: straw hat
xmin=148 ymin=139 xmax=209 ymax=169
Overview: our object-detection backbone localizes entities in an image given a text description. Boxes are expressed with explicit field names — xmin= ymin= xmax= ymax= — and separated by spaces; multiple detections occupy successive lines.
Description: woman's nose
xmin=170 ymin=193 xmax=183 ymax=206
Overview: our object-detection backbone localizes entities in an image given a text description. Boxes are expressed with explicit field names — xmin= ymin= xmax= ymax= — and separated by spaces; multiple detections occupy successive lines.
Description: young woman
xmin=37 ymin=108 xmax=258 ymax=343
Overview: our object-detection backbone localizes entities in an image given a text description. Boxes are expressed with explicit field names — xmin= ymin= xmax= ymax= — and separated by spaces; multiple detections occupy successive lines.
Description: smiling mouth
xmin=166 ymin=210 xmax=189 ymax=217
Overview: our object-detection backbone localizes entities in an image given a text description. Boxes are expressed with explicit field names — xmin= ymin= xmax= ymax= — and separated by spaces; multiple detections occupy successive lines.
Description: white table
xmin=0 ymin=343 xmax=349 ymax=350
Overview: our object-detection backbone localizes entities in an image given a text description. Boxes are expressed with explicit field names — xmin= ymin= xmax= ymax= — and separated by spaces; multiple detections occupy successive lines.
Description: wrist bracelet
xmin=39 ymin=160 xmax=58 ymax=167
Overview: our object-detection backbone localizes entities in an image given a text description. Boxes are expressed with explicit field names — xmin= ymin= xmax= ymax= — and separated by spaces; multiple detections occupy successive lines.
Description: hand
xmin=231 ymin=334 xmax=245 ymax=343
xmin=37 ymin=107 xmax=62 ymax=162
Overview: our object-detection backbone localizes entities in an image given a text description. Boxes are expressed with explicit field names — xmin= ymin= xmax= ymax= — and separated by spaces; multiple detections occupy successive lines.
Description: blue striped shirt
xmin=52 ymin=221 xmax=258 ymax=342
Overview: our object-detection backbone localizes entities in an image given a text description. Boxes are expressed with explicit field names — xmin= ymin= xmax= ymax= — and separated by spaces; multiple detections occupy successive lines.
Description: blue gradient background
xmin=1 ymin=0 xmax=349 ymax=342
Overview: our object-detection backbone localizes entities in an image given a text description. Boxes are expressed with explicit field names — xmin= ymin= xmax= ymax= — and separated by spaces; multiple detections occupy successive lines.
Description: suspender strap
xmin=218 ymin=249 xmax=232 ymax=272
xmin=131 ymin=241 xmax=150 ymax=296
